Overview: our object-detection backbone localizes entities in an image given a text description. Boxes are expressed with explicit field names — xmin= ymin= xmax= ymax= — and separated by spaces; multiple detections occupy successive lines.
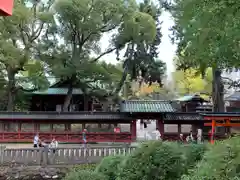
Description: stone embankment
xmin=0 ymin=166 xmax=68 ymax=180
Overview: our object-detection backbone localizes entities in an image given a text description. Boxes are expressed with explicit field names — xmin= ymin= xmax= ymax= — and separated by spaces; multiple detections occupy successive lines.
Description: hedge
xmin=116 ymin=141 xmax=186 ymax=180
xmin=64 ymin=170 xmax=106 ymax=180
xmin=182 ymin=137 xmax=240 ymax=180
xmin=71 ymin=164 xmax=97 ymax=172
xmin=181 ymin=143 xmax=207 ymax=169
xmin=95 ymin=155 xmax=125 ymax=180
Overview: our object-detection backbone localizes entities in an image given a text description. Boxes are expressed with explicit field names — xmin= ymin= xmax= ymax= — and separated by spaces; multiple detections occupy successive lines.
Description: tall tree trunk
xmin=7 ymin=69 xmax=16 ymax=111
xmin=62 ymin=76 xmax=76 ymax=112
xmin=212 ymin=68 xmax=225 ymax=134
xmin=115 ymin=67 xmax=128 ymax=95
xmin=212 ymin=68 xmax=224 ymax=112
xmin=62 ymin=82 xmax=73 ymax=112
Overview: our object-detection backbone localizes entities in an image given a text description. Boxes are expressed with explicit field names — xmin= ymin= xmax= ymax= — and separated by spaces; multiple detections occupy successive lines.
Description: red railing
xmin=0 ymin=132 xmax=132 ymax=143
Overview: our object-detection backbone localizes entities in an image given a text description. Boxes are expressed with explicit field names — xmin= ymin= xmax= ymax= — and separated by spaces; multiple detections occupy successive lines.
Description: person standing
xmin=179 ymin=133 xmax=184 ymax=144
xmin=153 ymin=128 xmax=162 ymax=140
xmin=33 ymin=133 xmax=39 ymax=148
xmin=49 ymin=138 xmax=58 ymax=153
xmin=82 ymin=129 xmax=87 ymax=148
xmin=197 ymin=129 xmax=203 ymax=144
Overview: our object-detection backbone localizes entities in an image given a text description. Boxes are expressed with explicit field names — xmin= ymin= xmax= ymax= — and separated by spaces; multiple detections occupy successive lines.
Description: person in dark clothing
xmin=144 ymin=122 xmax=147 ymax=128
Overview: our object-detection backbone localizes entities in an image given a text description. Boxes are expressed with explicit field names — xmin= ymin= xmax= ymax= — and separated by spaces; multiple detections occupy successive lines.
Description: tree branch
xmin=91 ymin=47 xmax=117 ymax=63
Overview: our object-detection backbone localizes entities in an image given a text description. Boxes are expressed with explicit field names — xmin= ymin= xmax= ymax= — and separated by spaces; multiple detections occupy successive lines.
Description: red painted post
xmin=18 ymin=122 xmax=21 ymax=139
xmin=131 ymin=120 xmax=136 ymax=141
xmin=211 ymin=120 xmax=215 ymax=144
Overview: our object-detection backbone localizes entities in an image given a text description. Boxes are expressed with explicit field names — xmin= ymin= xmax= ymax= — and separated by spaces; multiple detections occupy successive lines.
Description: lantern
xmin=0 ymin=0 xmax=14 ymax=16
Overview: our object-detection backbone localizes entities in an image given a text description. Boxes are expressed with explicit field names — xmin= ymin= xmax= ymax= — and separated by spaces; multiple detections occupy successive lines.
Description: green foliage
xmin=0 ymin=0 xmax=163 ymax=110
xmin=172 ymin=67 xmax=212 ymax=95
xmin=95 ymin=155 xmax=125 ymax=180
xmin=38 ymin=0 xmax=157 ymax=105
xmin=72 ymin=164 xmax=97 ymax=172
xmin=182 ymin=137 xmax=240 ymax=180
xmin=181 ymin=143 xmax=207 ymax=170
xmin=64 ymin=170 xmax=106 ymax=180
xmin=0 ymin=0 xmax=54 ymax=110
xmin=115 ymin=0 xmax=166 ymax=94
xmin=116 ymin=141 xmax=186 ymax=180
xmin=169 ymin=0 xmax=240 ymax=69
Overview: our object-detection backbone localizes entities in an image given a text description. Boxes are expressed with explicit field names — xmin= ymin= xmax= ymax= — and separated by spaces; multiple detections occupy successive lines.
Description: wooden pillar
xmin=18 ymin=121 xmax=21 ymax=139
xmin=157 ymin=119 xmax=164 ymax=139
xmin=178 ymin=124 xmax=181 ymax=134
xmin=131 ymin=120 xmax=137 ymax=141
xmin=83 ymin=95 xmax=88 ymax=111
xmin=34 ymin=123 xmax=38 ymax=133
xmin=192 ymin=124 xmax=197 ymax=137
xmin=211 ymin=119 xmax=215 ymax=144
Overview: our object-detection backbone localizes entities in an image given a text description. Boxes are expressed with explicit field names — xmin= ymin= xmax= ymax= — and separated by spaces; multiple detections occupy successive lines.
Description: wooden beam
xmin=205 ymin=123 xmax=240 ymax=127
xmin=204 ymin=116 xmax=240 ymax=120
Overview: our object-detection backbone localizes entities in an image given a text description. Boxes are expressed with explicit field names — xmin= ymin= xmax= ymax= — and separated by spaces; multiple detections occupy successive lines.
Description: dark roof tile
xmin=120 ymin=100 xmax=176 ymax=112
xmin=164 ymin=113 xmax=203 ymax=121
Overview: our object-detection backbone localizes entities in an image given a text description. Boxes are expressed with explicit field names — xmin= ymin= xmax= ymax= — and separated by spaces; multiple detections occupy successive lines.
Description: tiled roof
xmin=164 ymin=113 xmax=203 ymax=121
xmin=120 ymin=100 xmax=176 ymax=113
xmin=0 ymin=112 xmax=131 ymax=120
xmin=32 ymin=88 xmax=83 ymax=95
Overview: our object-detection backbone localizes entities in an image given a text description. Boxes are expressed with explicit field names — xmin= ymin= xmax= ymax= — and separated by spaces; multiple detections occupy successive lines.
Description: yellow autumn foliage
xmin=172 ymin=68 xmax=212 ymax=96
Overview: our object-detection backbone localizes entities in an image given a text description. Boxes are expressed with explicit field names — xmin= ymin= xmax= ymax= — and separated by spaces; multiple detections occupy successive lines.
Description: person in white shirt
xmin=49 ymin=138 xmax=58 ymax=153
xmin=153 ymin=128 xmax=162 ymax=140
xmin=33 ymin=133 xmax=39 ymax=148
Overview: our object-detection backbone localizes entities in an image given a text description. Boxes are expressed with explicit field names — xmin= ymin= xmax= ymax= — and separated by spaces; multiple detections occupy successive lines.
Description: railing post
xmin=0 ymin=146 xmax=6 ymax=164
xmin=41 ymin=146 xmax=49 ymax=166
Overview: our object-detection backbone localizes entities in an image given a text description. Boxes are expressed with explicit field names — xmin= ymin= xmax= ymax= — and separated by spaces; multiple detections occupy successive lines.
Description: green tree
xmin=0 ymin=0 xmax=53 ymax=110
xmin=38 ymin=0 xmax=156 ymax=111
xmin=116 ymin=0 xmax=166 ymax=94
xmin=166 ymin=0 xmax=240 ymax=111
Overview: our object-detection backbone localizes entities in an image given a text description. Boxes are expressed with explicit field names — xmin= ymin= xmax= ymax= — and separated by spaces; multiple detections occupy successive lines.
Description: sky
xmin=98 ymin=11 xmax=177 ymax=79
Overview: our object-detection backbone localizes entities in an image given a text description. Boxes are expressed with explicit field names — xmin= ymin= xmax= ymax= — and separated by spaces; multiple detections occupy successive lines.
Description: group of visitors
xmin=33 ymin=129 xmax=88 ymax=149
xmin=152 ymin=128 xmax=203 ymax=144
xmin=33 ymin=133 xmax=58 ymax=149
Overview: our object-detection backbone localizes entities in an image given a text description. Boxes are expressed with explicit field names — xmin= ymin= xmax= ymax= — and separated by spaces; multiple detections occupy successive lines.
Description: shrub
xmin=64 ymin=170 xmax=106 ymax=180
xmin=181 ymin=143 xmax=207 ymax=169
xmin=182 ymin=137 xmax=240 ymax=180
xmin=95 ymin=155 xmax=125 ymax=180
xmin=72 ymin=164 xmax=97 ymax=172
xmin=116 ymin=140 xmax=186 ymax=180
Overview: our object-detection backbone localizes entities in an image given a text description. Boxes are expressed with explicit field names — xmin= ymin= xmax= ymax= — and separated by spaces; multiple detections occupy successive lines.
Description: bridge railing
xmin=0 ymin=146 xmax=136 ymax=166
